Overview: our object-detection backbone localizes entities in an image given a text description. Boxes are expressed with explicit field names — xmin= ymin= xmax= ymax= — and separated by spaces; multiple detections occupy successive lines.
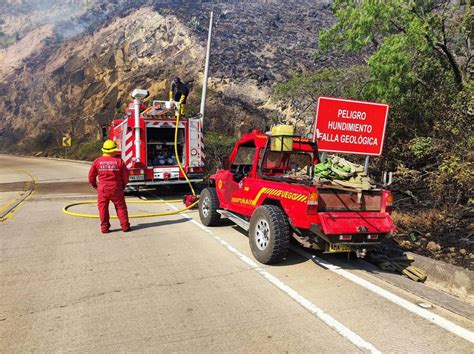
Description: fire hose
xmin=63 ymin=105 xmax=199 ymax=219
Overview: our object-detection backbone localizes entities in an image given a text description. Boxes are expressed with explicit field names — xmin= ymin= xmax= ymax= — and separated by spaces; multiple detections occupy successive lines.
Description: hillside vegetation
xmin=0 ymin=0 xmax=348 ymax=155
xmin=274 ymin=0 xmax=473 ymax=268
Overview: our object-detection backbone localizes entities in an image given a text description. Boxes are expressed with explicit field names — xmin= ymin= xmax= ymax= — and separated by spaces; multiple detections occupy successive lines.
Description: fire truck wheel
xmin=249 ymin=205 xmax=290 ymax=264
xmin=199 ymin=188 xmax=221 ymax=226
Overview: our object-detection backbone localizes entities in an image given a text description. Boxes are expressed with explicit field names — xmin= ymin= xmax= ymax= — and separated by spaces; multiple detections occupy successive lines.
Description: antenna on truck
xmin=199 ymin=11 xmax=213 ymax=129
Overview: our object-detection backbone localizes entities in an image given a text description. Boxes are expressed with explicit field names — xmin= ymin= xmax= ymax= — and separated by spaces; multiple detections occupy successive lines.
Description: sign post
xmin=313 ymin=97 xmax=389 ymax=156
xmin=62 ymin=135 xmax=72 ymax=159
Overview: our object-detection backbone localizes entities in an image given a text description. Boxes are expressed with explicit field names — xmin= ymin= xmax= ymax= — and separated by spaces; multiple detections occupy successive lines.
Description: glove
xmin=169 ymin=91 xmax=174 ymax=101
xmin=179 ymin=95 xmax=185 ymax=104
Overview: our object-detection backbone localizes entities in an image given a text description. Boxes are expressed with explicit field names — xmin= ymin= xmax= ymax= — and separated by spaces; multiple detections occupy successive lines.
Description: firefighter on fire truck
xmin=169 ymin=76 xmax=189 ymax=116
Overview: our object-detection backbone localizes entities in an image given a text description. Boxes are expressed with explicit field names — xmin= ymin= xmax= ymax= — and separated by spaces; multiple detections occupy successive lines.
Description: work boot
xmin=122 ymin=225 xmax=131 ymax=232
xmin=101 ymin=222 xmax=111 ymax=234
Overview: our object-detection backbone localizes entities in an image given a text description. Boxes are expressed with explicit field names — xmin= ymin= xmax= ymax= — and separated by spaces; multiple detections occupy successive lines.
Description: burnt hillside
xmin=0 ymin=0 xmax=358 ymax=154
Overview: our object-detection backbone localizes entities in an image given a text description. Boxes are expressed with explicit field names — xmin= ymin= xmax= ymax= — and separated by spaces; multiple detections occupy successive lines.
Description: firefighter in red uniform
xmin=88 ymin=140 xmax=131 ymax=233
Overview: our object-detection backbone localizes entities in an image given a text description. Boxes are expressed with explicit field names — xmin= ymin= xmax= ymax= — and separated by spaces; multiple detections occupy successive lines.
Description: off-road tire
xmin=199 ymin=188 xmax=221 ymax=226
xmin=249 ymin=205 xmax=290 ymax=264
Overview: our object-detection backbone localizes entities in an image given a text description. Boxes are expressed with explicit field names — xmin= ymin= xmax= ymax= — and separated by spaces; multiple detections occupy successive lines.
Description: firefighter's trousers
xmin=97 ymin=184 xmax=130 ymax=232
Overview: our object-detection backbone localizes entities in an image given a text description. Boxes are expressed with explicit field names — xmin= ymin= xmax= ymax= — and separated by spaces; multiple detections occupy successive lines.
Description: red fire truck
xmin=107 ymin=89 xmax=205 ymax=189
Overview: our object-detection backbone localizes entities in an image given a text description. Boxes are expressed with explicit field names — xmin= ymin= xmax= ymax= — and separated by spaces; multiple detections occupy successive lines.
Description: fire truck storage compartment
xmin=146 ymin=127 xmax=184 ymax=167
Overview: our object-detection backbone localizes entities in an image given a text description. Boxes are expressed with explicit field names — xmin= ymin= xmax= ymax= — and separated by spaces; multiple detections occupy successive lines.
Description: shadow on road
xmin=127 ymin=183 xmax=205 ymax=199
xmin=38 ymin=181 xmax=92 ymax=194
xmin=132 ymin=217 xmax=189 ymax=231
xmin=231 ymin=225 xmax=308 ymax=266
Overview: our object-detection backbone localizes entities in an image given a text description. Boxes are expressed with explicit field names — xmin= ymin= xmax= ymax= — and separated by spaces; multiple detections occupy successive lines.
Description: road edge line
xmin=291 ymin=245 xmax=474 ymax=344
xmin=0 ymin=170 xmax=37 ymax=222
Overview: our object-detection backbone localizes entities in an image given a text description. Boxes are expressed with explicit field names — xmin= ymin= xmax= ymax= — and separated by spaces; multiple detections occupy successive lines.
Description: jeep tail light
xmin=367 ymin=234 xmax=379 ymax=240
xmin=339 ymin=235 xmax=352 ymax=241
xmin=308 ymin=192 xmax=318 ymax=205
xmin=385 ymin=192 xmax=393 ymax=214
xmin=307 ymin=191 xmax=318 ymax=214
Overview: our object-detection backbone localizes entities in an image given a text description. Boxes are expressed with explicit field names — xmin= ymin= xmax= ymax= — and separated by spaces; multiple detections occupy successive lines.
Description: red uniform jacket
xmin=88 ymin=156 xmax=129 ymax=189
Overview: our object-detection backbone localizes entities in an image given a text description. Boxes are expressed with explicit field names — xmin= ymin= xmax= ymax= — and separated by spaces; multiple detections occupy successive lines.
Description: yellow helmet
xmin=101 ymin=139 xmax=118 ymax=153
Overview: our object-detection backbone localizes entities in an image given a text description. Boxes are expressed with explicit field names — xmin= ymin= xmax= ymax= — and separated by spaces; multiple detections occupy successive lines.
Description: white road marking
xmin=291 ymin=246 xmax=474 ymax=344
xmin=167 ymin=204 xmax=381 ymax=354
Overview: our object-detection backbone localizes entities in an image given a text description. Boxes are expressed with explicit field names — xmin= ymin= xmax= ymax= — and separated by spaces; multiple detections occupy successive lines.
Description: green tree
xmin=313 ymin=0 xmax=473 ymax=206
xmin=274 ymin=66 xmax=369 ymax=123
xmin=204 ymin=132 xmax=236 ymax=176
xmin=314 ymin=0 xmax=472 ymax=146
xmin=318 ymin=0 xmax=472 ymax=98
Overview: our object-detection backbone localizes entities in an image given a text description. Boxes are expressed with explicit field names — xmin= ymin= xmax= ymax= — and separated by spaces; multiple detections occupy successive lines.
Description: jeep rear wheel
xmin=249 ymin=205 xmax=290 ymax=264
xmin=199 ymin=187 xmax=221 ymax=226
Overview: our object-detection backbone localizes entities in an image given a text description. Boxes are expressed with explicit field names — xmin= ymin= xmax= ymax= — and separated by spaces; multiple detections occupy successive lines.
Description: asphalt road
xmin=1 ymin=155 xmax=473 ymax=352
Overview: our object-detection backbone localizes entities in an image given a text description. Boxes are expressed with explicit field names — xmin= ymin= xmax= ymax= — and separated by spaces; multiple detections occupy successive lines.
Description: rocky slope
xmin=0 ymin=0 xmax=353 ymax=154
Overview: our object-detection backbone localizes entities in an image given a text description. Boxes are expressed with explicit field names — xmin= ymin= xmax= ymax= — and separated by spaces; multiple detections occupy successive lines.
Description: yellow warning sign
xmin=62 ymin=136 xmax=72 ymax=147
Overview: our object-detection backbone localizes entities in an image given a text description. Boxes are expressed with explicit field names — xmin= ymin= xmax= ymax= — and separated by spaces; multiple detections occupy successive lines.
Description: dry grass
xmin=392 ymin=208 xmax=473 ymax=269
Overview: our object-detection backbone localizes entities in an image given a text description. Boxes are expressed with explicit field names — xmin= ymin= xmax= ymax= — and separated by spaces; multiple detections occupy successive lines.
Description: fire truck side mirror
xmin=222 ymin=156 xmax=230 ymax=170
xmin=101 ymin=126 xmax=108 ymax=141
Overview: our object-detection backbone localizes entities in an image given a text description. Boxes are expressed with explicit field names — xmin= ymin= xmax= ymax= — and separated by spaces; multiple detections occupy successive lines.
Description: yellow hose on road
xmin=63 ymin=104 xmax=199 ymax=219
xmin=63 ymin=199 xmax=198 ymax=219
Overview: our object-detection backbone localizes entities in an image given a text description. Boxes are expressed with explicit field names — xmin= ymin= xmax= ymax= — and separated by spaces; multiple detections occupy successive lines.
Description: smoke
xmin=54 ymin=20 xmax=88 ymax=40
xmin=38 ymin=0 xmax=91 ymax=39
xmin=0 ymin=0 xmax=93 ymax=40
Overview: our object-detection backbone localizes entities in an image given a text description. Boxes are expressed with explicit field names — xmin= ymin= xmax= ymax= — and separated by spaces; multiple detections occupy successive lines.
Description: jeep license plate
xmin=327 ymin=244 xmax=351 ymax=253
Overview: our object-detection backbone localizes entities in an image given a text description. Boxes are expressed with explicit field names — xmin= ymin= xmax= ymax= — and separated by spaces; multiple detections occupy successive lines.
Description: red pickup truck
xmin=198 ymin=130 xmax=396 ymax=264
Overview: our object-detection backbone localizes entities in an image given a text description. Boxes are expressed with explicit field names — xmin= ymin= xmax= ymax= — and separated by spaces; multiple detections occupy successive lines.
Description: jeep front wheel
xmin=249 ymin=205 xmax=290 ymax=264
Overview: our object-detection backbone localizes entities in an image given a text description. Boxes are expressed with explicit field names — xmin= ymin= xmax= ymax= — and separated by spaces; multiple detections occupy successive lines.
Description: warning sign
xmin=62 ymin=136 xmax=72 ymax=147
xmin=313 ymin=97 xmax=389 ymax=156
